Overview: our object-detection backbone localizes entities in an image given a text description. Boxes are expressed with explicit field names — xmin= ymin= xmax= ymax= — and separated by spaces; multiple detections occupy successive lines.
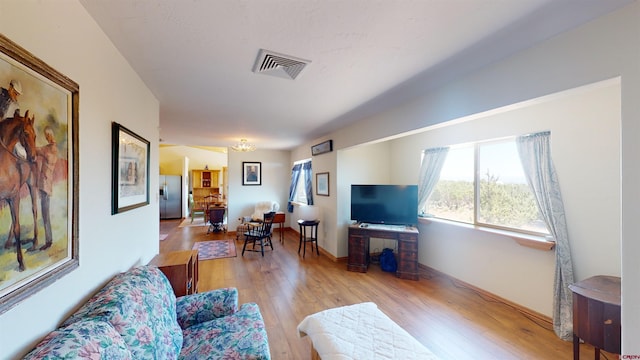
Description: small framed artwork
xmin=0 ymin=34 xmax=79 ymax=314
xmin=112 ymin=122 xmax=150 ymax=214
xmin=316 ymin=172 xmax=329 ymax=196
xmin=242 ymin=161 xmax=262 ymax=186
xmin=311 ymin=139 xmax=333 ymax=156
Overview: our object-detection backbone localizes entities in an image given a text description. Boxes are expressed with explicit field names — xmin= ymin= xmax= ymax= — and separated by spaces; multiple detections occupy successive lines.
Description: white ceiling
xmin=80 ymin=0 xmax=631 ymax=150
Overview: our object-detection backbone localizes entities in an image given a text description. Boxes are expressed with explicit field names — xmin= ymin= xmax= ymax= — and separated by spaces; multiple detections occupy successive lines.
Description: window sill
xmin=418 ymin=217 xmax=555 ymax=251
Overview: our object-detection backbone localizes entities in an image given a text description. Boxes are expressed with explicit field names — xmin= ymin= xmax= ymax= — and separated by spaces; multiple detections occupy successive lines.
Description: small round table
xmin=297 ymin=219 xmax=320 ymax=257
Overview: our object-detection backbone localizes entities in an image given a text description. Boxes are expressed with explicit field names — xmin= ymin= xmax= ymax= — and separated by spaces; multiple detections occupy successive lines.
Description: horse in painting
xmin=0 ymin=109 xmax=37 ymax=272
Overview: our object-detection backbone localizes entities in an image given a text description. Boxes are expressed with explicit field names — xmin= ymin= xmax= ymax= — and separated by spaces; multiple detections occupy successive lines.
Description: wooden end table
xmin=149 ymin=250 xmax=199 ymax=297
xmin=568 ymin=275 xmax=621 ymax=360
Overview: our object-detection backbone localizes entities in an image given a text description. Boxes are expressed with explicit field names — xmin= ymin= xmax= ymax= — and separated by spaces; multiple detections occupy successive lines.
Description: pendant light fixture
xmin=231 ymin=139 xmax=256 ymax=152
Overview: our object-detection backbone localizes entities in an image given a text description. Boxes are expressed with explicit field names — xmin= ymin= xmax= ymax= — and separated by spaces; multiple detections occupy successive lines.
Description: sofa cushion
xmin=23 ymin=320 xmax=132 ymax=360
xmin=62 ymin=266 xmax=183 ymax=359
xmin=179 ymin=303 xmax=270 ymax=360
xmin=176 ymin=287 xmax=238 ymax=329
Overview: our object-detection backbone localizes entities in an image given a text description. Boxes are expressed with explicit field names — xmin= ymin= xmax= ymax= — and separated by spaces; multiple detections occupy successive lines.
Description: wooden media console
xmin=347 ymin=224 xmax=419 ymax=280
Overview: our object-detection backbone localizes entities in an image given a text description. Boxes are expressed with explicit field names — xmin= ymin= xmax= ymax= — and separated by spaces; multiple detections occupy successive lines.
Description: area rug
xmin=179 ymin=218 xmax=206 ymax=227
xmin=192 ymin=240 xmax=237 ymax=260
xmin=159 ymin=233 xmax=169 ymax=241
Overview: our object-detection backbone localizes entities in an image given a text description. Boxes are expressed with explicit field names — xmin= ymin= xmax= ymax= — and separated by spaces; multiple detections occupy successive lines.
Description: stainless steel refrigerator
xmin=159 ymin=175 xmax=182 ymax=219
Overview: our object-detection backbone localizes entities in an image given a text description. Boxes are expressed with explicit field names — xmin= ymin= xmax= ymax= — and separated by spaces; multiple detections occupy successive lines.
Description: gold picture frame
xmin=316 ymin=172 xmax=329 ymax=196
xmin=0 ymin=34 xmax=79 ymax=314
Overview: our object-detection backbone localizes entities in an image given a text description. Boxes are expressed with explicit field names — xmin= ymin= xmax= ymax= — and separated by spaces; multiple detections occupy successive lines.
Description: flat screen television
xmin=350 ymin=184 xmax=418 ymax=226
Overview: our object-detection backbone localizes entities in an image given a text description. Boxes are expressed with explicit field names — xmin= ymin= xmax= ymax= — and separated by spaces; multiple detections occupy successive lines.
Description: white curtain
xmin=417 ymin=147 xmax=449 ymax=214
xmin=516 ymin=131 xmax=574 ymax=341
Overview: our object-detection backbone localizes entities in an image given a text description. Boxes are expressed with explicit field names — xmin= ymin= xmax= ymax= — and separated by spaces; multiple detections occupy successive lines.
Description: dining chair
xmin=241 ymin=212 xmax=275 ymax=256
xmin=207 ymin=207 xmax=226 ymax=234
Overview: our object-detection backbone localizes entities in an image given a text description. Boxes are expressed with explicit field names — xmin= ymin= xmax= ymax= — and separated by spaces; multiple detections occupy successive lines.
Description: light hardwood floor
xmin=160 ymin=219 xmax=613 ymax=360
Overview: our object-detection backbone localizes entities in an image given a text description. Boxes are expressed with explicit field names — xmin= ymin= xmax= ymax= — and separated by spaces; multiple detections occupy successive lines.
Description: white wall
xmin=337 ymin=142 xmax=392 ymax=256
xmin=296 ymin=2 xmax=640 ymax=353
xmin=305 ymin=143 xmax=337 ymax=254
xmin=337 ymin=80 xmax=621 ymax=317
xmin=392 ymin=80 xmax=620 ymax=316
xmin=226 ymin=149 xmax=290 ymax=233
xmin=288 ymin=141 xmax=337 ymax=253
xmin=0 ymin=1 xmax=160 ymax=358
xmin=2 ymin=0 xmax=638 ymax=356
xmin=182 ymin=156 xmax=190 ymax=219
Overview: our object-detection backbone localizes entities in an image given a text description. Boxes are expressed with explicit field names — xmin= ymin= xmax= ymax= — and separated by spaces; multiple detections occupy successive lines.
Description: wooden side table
xmin=273 ymin=212 xmax=286 ymax=244
xmin=297 ymin=219 xmax=319 ymax=257
xmin=568 ymin=275 xmax=621 ymax=360
xmin=149 ymin=250 xmax=199 ymax=297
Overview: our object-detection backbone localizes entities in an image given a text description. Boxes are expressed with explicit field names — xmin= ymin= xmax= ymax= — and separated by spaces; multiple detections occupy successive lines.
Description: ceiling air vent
xmin=252 ymin=49 xmax=310 ymax=80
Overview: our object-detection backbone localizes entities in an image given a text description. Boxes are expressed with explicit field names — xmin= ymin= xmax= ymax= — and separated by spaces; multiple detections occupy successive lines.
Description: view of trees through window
xmin=426 ymin=140 xmax=549 ymax=235
xmin=426 ymin=146 xmax=474 ymax=223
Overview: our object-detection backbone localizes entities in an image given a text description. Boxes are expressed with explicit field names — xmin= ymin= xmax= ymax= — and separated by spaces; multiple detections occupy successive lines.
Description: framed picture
xmin=311 ymin=139 xmax=333 ymax=156
xmin=0 ymin=34 xmax=79 ymax=314
xmin=316 ymin=172 xmax=330 ymax=196
xmin=242 ymin=161 xmax=261 ymax=186
xmin=111 ymin=122 xmax=150 ymax=214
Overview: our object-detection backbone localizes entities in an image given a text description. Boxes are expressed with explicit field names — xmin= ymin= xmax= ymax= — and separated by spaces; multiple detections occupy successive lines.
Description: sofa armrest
xmin=23 ymin=320 xmax=133 ymax=360
xmin=176 ymin=287 xmax=239 ymax=329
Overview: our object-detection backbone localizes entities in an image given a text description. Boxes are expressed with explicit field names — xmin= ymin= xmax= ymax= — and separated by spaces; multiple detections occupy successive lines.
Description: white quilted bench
xmin=297 ymin=302 xmax=439 ymax=360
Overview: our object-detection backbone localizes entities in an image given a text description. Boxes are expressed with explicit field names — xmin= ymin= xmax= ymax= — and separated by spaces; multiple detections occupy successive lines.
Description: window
xmin=427 ymin=146 xmax=474 ymax=223
xmin=425 ymin=138 xmax=549 ymax=235
xmin=291 ymin=159 xmax=312 ymax=204
xmin=293 ymin=166 xmax=309 ymax=203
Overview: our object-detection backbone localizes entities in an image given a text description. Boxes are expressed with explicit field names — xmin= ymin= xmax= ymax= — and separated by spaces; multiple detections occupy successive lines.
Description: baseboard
xmin=287 ymin=228 xmax=347 ymax=262
xmin=315 ymin=247 xmax=347 ymax=262
xmin=418 ymin=264 xmax=553 ymax=331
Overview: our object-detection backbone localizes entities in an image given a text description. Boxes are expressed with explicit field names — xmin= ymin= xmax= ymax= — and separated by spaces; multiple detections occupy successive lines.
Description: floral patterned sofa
xmin=23 ymin=265 xmax=270 ymax=359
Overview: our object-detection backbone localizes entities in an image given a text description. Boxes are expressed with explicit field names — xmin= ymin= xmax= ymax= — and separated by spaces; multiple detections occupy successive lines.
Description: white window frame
xmin=426 ymin=137 xmax=549 ymax=237
xmin=292 ymin=159 xmax=311 ymax=204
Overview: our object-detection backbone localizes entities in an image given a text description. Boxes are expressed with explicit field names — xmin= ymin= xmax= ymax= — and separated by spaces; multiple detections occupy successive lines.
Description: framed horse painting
xmin=0 ymin=34 xmax=79 ymax=314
